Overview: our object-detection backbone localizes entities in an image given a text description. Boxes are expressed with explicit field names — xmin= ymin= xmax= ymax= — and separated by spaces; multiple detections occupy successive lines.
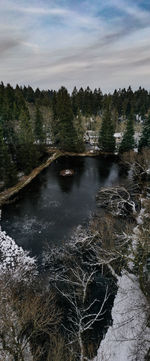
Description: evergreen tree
xmin=0 ymin=122 xmax=17 ymax=187
xmin=25 ymin=86 xmax=35 ymax=103
xmin=14 ymin=84 xmax=27 ymax=118
xmin=84 ymin=86 xmax=93 ymax=115
xmin=77 ymin=87 xmax=85 ymax=114
xmin=119 ymin=115 xmax=135 ymax=153
xmin=0 ymin=82 xmax=4 ymax=115
xmin=98 ymin=107 xmax=115 ymax=153
xmin=93 ymin=88 xmax=102 ymax=115
xmin=17 ymin=108 xmax=38 ymax=174
xmin=34 ymin=107 xmax=45 ymax=144
xmin=138 ymin=113 xmax=150 ymax=151
xmin=52 ymin=87 xmax=84 ymax=152
xmin=72 ymin=86 xmax=78 ymax=115
xmin=0 ymin=122 xmax=5 ymax=182
xmin=3 ymin=148 xmax=18 ymax=187
xmin=74 ymin=111 xmax=85 ymax=152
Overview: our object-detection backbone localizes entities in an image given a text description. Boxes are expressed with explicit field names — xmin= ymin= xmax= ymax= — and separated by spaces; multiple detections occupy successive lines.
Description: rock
xmin=60 ymin=169 xmax=75 ymax=176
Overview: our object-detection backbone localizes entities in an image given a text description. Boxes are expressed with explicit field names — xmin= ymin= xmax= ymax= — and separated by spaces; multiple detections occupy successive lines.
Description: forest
xmin=0 ymin=82 xmax=150 ymax=190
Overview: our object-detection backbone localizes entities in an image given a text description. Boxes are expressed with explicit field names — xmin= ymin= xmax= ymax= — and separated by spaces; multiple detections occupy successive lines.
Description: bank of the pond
xmin=0 ymin=151 xmax=61 ymax=206
xmin=0 ymin=148 xmax=116 ymax=207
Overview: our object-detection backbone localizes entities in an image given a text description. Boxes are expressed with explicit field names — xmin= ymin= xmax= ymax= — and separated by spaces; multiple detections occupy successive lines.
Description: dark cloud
xmin=131 ymin=57 xmax=150 ymax=67
xmin=0 ymin=37 xmax=22 ymax=56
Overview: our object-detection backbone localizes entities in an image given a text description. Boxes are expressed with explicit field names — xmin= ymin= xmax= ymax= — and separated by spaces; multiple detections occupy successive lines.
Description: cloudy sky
xmin=0 ymin=0 xmax=150 ymax=93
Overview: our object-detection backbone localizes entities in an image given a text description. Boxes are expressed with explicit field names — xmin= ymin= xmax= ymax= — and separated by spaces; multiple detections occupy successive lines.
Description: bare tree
xmin=120 ymin=149 xmax=150 ymax=182
xmin=51 ymin=266 xmax=109 ymax=361
xmin=0 ymin=276 xmax=62 ymax=361
xmin=44 ymin=235 xmax=113 ymax=361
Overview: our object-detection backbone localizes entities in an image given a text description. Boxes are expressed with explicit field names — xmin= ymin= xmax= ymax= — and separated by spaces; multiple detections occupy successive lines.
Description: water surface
xmin=1 ymin=156 xmax=122 ymax=256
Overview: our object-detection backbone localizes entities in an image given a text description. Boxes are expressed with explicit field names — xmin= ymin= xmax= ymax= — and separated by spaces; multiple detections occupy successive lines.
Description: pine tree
xmin=52 ymin=87 xmax=84 ymax=152
xmin=3 ymin=148 xmax=18 ymax=187
xmin=0 ymin=122 xmax=5 ymax=182
xmin=74 ymin=111 xmax=85 ymax=152
xmin=17 ymin=108 xmax=38 ymax=174
xmin=34 ymin=107 xmax=45 ymax=144
xmin=119 ymin=115 xmax=135 ymax=153
xmin=72 ymin=86 xmax=78 ymax=115
xmin=138 ymin=113 xmax=150 ymax=151
xmin=93 ymin=88 xmax=102 ymax=115
xmin=0 ymin=122 xmax=17 ymax=187
xmin=98 ymin=107 xmax=115 ymax=153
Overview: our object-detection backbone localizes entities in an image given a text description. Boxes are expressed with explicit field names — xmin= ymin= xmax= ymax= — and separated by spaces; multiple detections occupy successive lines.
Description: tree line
xmin=1 ymin=82 xmax=150 ymax=118
xmin=0 ymin=82 xmax=150 ymax=189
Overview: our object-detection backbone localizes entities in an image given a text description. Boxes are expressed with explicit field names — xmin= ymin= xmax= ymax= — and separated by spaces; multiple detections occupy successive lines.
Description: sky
xmin=0 ymin=0 xmax=150 ymax=93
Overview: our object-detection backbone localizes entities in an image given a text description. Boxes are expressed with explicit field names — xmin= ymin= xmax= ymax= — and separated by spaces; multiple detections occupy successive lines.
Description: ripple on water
xmin=13 ymin=216 xmax=56 ymax=236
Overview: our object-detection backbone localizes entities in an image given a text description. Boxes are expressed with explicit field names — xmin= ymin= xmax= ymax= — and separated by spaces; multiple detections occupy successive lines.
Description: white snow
xmin=94 ymin=271 xmax=150 ymax=361
xmin=147 ymin=168 xmax=150 ymax=175
xmin=60 ymin=169 xmax=74 ymax=176
xmin=0 ymin=226 xmax=37 ymax=282
xmin=128 ymin=200 xmax=146 ymax=270
xmin=64 ymin=169 xmax=73 ymax=175
xmin=0 ymin=218 xmax=36 ymax=360
xmin=114 ymin=132 xmax=122 ymax=138
xmin=94 ymin=199 xmax=150 ymax=361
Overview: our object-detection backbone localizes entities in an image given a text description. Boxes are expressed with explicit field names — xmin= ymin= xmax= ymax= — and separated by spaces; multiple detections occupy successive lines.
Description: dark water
xmin=1 ymin=156 xmax=123 ymax=257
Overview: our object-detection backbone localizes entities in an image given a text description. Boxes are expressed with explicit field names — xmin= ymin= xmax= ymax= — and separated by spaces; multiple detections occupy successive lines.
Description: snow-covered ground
xmin=0 ymin=213 xmax=37 ymax=360
xmin=0 ymin=209 xmax=37 ymax=282
xmin=0 ymin=227 xmax=37 ymax=282
xmin=94 ymin=200 xmax=150 ymax=361
xmin=94 ymin=271 xmax=150 ymax=361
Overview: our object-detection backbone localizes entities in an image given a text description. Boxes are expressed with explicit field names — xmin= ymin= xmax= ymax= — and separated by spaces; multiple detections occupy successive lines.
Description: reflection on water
xmin=1 ymin=156 xmax=123 ymax=256
xmin=56 ymin=156 xmax=85 ymax=192
xmin=104 ymin=164 xmax=120 ymax=186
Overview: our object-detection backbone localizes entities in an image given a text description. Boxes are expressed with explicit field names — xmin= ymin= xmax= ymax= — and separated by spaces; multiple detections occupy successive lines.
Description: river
xmin=1 ymin=156 xmax=124 ymax=257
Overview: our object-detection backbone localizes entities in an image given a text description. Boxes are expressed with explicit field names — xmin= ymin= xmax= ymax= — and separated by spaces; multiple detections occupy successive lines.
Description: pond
xmin=1 ymin=156 xmax=124 ymax=257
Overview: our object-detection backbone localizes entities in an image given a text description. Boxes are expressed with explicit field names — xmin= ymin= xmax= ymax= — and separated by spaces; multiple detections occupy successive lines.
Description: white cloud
xmin=14 ymin=5 xmax=72 ymax=17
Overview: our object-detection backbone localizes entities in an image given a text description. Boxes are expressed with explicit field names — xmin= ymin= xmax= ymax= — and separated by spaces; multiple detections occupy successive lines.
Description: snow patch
xmin=94 ymin=198 xmax=150 ymax=361
xmin=94 ymin=271 xmax=150 ymax=361
xmin=0 ymin=226 xmax=37 ymax=282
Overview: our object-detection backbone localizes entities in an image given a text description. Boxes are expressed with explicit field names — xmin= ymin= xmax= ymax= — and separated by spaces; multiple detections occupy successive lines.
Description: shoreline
xmin=0 ymin=148 xmax=117 ymax=207
xmin=0 ymin=150 xmax=61 ymax=207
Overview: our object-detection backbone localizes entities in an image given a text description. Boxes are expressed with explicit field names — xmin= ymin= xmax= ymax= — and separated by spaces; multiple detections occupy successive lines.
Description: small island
xmin=60 ymin=169 xmax=75 ymax=176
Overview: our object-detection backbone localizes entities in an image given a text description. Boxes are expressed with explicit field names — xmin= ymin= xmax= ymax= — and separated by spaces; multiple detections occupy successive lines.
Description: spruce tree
xmin=138 ymin=113 xmax=150 ymax=151
xmin=3 ymin=148 xmax=18 ymax=187
xmin=72 ymin=86 xmax=78 ymax=115
xmin=17 ymin=108 xmax=38 ymax=174
xmin=0 ymin=122 xmax=17 ymax=187
xmin=52 ymin=87 xmax=84 ymax=152
xmin=119 ymin=115 xmax=135 ymax=153
xmin=74 ymin=111 xmax=85 ymax=152
xmin=98 ymin=107 xmax=115 ymax=153
xmin=0 ymin=122 xmax=5 ymax=182
xmin=34 ymin=107 xmax=45 ymax=144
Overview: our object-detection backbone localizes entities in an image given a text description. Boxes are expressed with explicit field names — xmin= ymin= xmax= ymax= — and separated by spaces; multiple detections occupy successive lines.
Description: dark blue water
xmin=1 ymin=156 xmax=122 ymax=256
